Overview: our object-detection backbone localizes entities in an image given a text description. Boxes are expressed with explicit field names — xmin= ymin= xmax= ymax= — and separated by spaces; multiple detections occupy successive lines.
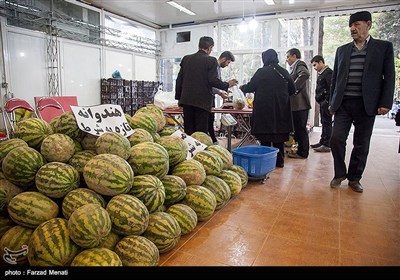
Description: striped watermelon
xmin=0 ymin=179 xmax=23 ymax=213
xmin=80 ymin=133 xmax=98 ymax=151
xmin=73 ymin=139 xmax=83 ymax=153
xmin=0 ymin=225 xmax=33 ymax=265
xmin=2 ymin=146 xmax=46 ymax=188
xmin=35 ymin=162 xmax=80 ymax=198
xmin=14 ymin=118 xmax=52 ymax=149
xmin=83 ymin=154 xmax=134 ymax=196
xmin=136 ymin=104 xmax=166 ymax=132
xmin=28 ymin=218 xmax=79 ymax=266
xmin=193 ymin=150 xmax=223 ymax=175
xmin=106 ymin=194 xmax=149 ymax=236
xmin=71 ymin=248 xmax=122 ymax=266
xmin=166 ymin=203 xmax=198 ymax=235
xmin=156 ymin=135 xmax=188 ymax=167
xmin=0 ymin=138 xmax=28 ymax=168
xmin=128 ymin=142 xmax=169 ymax=179
xmin=206 ymin=145 xmax=233 ymax=169
xmin=68 ymin=150 xmax=97 ymax=183
xmin=150 ymin=131 xmax=161 ymax=142
xmin=127 ymin=111 xmax=157 ymax=133
xmin=229 ymin=164 xmax=248 ymax=189
xmin=182 ymin=185 xmax=217 ymax=222
xmin=62 ymin=188 xmax=106 ymax=219
xmin=114 ymin=235 xmax=159 ymax=266
xmin=128 ymin=128 xmax=154 ymax=146
xmin=201 ymin=175 xmax=231 ymax=210
xmin=158 ymin=126 xmax=178 ymax=137
xmin=95 ymin=131 xmax=131 ymax=160
xmin=161 ymin=175 xmax=187 ymax=206
xmin=52 ymin=111 xmax=82 ymax=140
xmin=97 ymin=231 xmax=121 ymax=250
xmin=7 ymin=191 xmax=59 ymax=228
xmin=142 ymin=212 xmax=181 ymax=253
xmin=129 ymin=175 xmax=165 ymax=213
xmin=68 ymin=203 xmax=112 ymax=248
xmin=172 ymin=159 xmax=206 ymax=186
xmin=40 ymin=133 xmax=75 ymax=163
xmin=191 ymin=131 xmax=213 ymax=146
xmin=217 ymin=170 xmax=242 ymax=197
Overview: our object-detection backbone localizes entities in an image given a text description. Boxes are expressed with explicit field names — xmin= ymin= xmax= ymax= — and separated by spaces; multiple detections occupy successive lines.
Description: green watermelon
xmin=71 ymin=248 xmax=122 ymax=266
xmin=0 ymin=138 xmax=28 ymax=168
xmin=142 ymin=212 xmax=181 ymax=253
xmin=201 ymin=175 xmax=231 ymax=210
xmin=106 ymin=194 xmax=149 ymax=236
xmin=166 ymin=203 xmax=198 ymax=235
xmin=172 ymin=159 xmax=206 ymax=186
xmin=40 ymin=133 xmax=75 ymax=163
xmin=161 ymin=175 xmax=187 ymax=206
xmin=114 ymin=235 xmax=159 ymax=266
xmin=156 ymin=135 xmax=188 ymax=167
xmin=14 ymin=118 xmax=52 ymax=149
xmin=217 ymin=170 xmax=242 ymax=197
xmin=35 ymin=162 xmax=80 ymax=198
xmin=68 ymin=203 xmax=111 ymax=248
xmin=62 ymin=188 xmax=106 ymax=219
xmin=28 ymin=218 xmax=79 ymax=266
xmin=182 ymin=185 xmax=217 ymax=222
xmin=128 ymin=142 xmax=169 ymax=179
xmin=0 ymin=225 xmax=33 ymax=265
xmin=83 ymin=154 xmax=134 ymax=196
xmin=128 ymin=128 xmax=154 ymax=146
xmin=95 ymin=131 xmax=131 ymax=160
xmin=193 ymin=150 xmax=223 ymax=175
xmin=129 ymin=175 xmax=165 ymax=213
xmin=7 ymin=191 xmax=59 ymax=228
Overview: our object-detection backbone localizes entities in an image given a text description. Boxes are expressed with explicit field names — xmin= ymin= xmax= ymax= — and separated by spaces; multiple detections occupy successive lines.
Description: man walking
xmin=175 ymin=36 xmax=237 ymax=135
xmin=310 ymin=55 xmax=333 ymax=153
xmin=329 ymin=11 xmax=395 ymax=193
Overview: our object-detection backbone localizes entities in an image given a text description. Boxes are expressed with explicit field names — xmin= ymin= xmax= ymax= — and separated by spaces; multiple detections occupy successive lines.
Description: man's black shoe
xmin=330 ymin=176 xmax=346 ymax=188
xmin=348 ymin=181 xmax=363 ymax=193
xmin=311 ymin=143 xmax=322 ymax=149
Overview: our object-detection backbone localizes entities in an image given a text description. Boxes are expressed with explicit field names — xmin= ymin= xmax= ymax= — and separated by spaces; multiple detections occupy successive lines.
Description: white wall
xmin=134 ymin=55 xmax=156 ymax=81
xmin=60 ymin=40 xmax=101 ymax=106
xmin=160 ymin=25 xmax=215 ymax=58
xmin=104 ymin=48 xmax=134 ymax=80
xmin=6 ymin=30 xmax=48 ymax=106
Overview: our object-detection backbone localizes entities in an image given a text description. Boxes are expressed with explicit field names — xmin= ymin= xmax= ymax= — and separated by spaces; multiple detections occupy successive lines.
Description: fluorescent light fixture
xmin=289 ymin=0 xmax=295 ymax=4
xmin=264 ymin=0 xmax=275 ymax=5
xmin=249 ymin=17 xmax=258 ymax=30
xmin=167 ymin=1 xmax=196 ymax=16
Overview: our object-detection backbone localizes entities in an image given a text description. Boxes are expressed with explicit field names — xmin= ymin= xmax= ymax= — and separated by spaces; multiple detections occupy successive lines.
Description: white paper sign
xmin=71 ymin=104 xmax=133 ymax=137
xmin=171 ymin=130 xmax=207 ymax=160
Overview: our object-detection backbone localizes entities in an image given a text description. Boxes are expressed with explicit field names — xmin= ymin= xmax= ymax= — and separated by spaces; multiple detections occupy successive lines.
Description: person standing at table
xmin=286 ymin=48 xmax=311 ymax=159
xmin=240 ymin=49 xmax=295 ymax=168
xmin=329 ymin=11 xmax=395 ymax=193
xmin=210 ymin=51 xmax=236 ymax=144
xmin=310 ymin=55 xmax=333 ymax=153
xmin=175 ymin=36 xmax=237 ymax=135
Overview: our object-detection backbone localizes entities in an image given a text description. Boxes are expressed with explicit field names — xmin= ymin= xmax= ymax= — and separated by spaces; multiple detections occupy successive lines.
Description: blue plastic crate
xmin=232 ymin=145 xmax=279 ymax=177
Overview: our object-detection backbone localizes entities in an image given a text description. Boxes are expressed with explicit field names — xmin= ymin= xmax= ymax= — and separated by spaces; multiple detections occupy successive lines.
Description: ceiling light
xmin=167 ymin=1 xmax=196 ymax=16
xmin=289 ymin=0 xmax=295 ymax=4
xmin=239 ymin=19 xmax=248 ymax=33
xmin=249 ymin=17 xmax=258 ymax=29
xmin=264 ymin=0 xmax=275 ymax=5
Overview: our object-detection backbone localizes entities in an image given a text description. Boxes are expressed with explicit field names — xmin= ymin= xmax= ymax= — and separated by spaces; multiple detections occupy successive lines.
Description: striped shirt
xmin=344 ymin=38 xmax=369 ymax=97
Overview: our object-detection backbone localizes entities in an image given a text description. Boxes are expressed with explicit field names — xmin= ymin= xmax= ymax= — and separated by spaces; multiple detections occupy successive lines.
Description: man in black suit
xmin=310 ymin=55 xmax=333 ymax=153
xmin=329 ymin=11 xmax=395 ymax=193
xmin=175 ymin=37 xmax=237 ymax=136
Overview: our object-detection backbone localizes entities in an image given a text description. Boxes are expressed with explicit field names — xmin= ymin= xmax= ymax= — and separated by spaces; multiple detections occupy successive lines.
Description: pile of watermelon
xmin=0 ymin=105 xmax=248 ymax=267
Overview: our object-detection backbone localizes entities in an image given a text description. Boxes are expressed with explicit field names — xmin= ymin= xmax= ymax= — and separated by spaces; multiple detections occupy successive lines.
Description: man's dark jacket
xmin=329 ymin=36 xmax=395 ymax=116
xmin=175 ymin=50 xmax=229 ymax=112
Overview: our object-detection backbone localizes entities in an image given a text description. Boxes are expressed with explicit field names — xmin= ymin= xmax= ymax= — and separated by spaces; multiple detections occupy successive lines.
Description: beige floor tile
xmin=253 ymin=235 xmax=339 ymax=266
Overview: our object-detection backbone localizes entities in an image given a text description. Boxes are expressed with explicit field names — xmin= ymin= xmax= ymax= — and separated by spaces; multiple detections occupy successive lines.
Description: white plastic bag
xmin=153 ymin=90 xmax=178 ymax=109
xmin=230 ymin=85 xmax=248 ymax=109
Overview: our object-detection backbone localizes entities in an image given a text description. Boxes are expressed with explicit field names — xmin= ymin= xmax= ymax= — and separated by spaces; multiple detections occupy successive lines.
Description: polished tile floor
xmin=160 ymin=116 xmax=400 ymax=266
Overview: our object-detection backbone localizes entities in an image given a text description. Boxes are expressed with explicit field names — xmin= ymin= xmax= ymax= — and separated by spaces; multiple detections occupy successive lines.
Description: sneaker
xmin=314 ymin=145 xmax=331 ymax=153
xmin=330 ymin=176 xmax=346 ymax=188
xmin=310 ymin=143 xmax=322 ymax=149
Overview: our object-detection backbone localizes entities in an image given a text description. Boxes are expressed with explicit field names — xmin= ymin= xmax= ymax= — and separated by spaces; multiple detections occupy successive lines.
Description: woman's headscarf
xmin=262 ymin=49 xmax=279 ymax=66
